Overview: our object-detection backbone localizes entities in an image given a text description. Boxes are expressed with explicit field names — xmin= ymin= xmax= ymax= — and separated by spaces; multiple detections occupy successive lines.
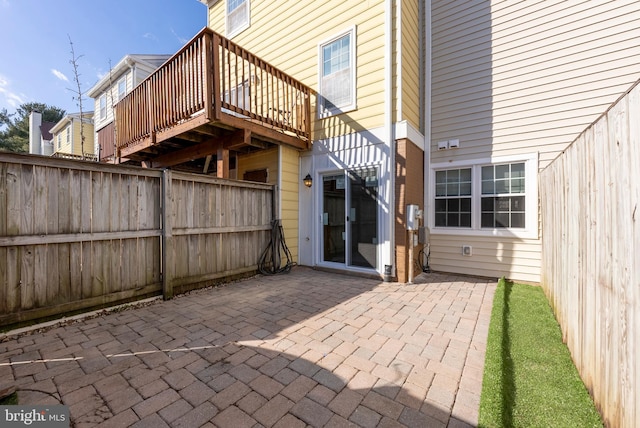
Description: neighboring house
xmin=28 ymin=111 xmax=56 ymax=156
xmin=87 ymin=54 xmax=171 ymax=162
xmin=113 ymin=0 xmax=640 ymax=284
xmin=49 ymin=112 xmax=96 ymax=160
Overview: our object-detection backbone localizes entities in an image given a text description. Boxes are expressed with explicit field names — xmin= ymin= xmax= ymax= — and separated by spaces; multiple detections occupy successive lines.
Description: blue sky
xmin=0 ymin=0 xmax=207 ymax=117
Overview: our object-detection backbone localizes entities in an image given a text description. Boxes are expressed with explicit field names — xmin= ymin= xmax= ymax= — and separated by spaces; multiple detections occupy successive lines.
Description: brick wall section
xmin=394 ymin=139 xmax=425 ymax=283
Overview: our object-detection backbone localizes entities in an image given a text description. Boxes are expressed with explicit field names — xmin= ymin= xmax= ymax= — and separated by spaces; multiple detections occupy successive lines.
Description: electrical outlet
xmin=462 ymin=245 xmax=472 ymax=256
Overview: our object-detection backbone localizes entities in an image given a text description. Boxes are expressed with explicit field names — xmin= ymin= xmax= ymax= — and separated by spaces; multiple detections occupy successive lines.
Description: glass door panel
xmin=322 ymin=175 xmax=345 ymax=263
xmin=348 ymin=168 xmax=378 ymax=268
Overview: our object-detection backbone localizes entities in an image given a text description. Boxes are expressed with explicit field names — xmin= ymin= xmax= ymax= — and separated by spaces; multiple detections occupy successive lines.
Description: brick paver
xmin=0 ymin=268 xmax=495 ymax=427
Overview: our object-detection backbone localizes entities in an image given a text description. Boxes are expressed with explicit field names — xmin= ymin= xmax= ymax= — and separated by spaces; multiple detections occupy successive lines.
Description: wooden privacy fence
xmin=540 ymin=80 xmax=640 ymax=428
xmin=0 ymin=152 xmax=273 ymax=327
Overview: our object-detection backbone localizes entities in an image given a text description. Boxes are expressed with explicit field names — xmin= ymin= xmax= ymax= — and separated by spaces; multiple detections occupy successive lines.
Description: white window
xmin=57 ymin=135 xmax=61 ymax=149
xmin=318 ymin=27 xmax=356 ymax=117
xmin=99 ymin=94 xmax=107 ymax=120
xmin=66 ymin=127 xmax=70 ymax=144
xmin=117 ymin=78 xmax=126 ymax=101
xmin=431 ymin=154 xmax=538 ymax=238
xmin=226 ymin=0 xmax=249 ymax=38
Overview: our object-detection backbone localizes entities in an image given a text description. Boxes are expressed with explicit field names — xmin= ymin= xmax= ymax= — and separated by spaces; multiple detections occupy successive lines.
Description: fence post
xmin=162 ymin=169 xmax=174 ymax=299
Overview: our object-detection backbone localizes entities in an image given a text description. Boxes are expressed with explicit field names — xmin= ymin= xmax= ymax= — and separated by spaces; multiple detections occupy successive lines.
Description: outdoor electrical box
xmin=406 ymin=204 xmax=422 ymax=231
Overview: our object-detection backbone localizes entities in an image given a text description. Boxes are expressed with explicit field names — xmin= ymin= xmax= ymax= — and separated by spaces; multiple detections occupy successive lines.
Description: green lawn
xmin=478 ymin=279 xmax=602 ymax=428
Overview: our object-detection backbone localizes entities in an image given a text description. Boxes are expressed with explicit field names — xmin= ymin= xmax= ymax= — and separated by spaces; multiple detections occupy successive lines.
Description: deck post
xmin=212 ymin=32 xmax=222 ymax=121
xmin=203 ymin=31 xmax=214 ymax=121
xmin=161 ymin=169 xmax=174 ymax=299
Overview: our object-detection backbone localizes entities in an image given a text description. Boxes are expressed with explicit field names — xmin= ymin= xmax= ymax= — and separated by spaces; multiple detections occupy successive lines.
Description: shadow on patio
xmin=1 ymin=267 xmax=496 ymax=427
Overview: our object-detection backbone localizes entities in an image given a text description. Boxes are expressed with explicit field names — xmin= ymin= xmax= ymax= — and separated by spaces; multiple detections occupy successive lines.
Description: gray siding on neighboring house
xmin=429 ymin=0 xmax=640 ymax=282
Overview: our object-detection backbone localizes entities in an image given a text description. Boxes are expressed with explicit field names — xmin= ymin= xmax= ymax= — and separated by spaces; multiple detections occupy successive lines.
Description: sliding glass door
xmin=322 ymin=168 xmax=378 ymax=269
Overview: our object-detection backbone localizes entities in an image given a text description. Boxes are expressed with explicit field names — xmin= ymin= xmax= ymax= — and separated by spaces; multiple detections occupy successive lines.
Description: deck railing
xmin=115 ymin=28 xmax=312 ymax=155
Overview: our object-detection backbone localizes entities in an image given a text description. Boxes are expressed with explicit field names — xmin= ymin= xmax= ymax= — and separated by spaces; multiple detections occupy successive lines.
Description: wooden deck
xmin=113 ymin=28 xmax=312 ymax=173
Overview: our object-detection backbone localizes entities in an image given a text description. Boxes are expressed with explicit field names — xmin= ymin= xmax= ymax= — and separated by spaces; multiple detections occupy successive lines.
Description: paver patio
xmin=0 ymin=267 xmax=496 ymax=427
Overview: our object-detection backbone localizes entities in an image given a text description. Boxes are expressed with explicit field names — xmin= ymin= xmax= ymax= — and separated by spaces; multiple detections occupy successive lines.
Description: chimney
xmin=29 ymin=111 xmax=43 ymax=155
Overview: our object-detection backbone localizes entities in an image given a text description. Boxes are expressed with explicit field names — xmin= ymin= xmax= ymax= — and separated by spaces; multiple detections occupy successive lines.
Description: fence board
xmin=0 ymin=153 xmax=272 ymax=329
xmin=540 ymin=80 xmax=640 ymax=427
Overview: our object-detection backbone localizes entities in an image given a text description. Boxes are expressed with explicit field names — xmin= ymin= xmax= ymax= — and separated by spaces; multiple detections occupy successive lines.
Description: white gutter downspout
xmin=424 ymin=1 xmax=432 ymax=225
xmin=385 ymin=0 xmax=395 ymax=280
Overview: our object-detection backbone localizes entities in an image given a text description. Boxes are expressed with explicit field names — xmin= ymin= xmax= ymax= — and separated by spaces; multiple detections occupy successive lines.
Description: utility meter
xmin=406 ymin=204 xmax=422 ymax=231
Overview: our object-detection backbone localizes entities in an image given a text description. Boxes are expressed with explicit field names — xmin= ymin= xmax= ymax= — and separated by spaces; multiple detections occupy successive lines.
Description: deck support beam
xmin=217 ymin=148 xmax=230 ymax=178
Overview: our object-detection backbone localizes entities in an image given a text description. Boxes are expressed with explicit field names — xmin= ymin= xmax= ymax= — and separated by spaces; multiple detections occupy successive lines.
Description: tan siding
xmin=429 ymin=235 xmax=542 ymax=283
xmin=429 ymin=0 xmax=640 ymax=283
xmin=431 ymin=0 xmax=640 ymax=169
xmin=237 ymin=148 xmax=278 ymax=185
xmin=207 ymin=0 xmax=387 ymax=139
xmin=400 ymin=0 xmax=421 ymax=130
xmin=280 ymin=146 xmax=299 ymax=262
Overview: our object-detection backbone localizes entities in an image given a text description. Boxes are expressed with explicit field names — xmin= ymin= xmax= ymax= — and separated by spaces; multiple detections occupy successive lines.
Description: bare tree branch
xmin=68 ymin=35 xmax=86 ymax=159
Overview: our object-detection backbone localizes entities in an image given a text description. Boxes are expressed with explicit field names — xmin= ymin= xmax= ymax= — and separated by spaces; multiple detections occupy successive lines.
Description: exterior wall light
xmin=303 ymin=173 xmax=313 ymax=188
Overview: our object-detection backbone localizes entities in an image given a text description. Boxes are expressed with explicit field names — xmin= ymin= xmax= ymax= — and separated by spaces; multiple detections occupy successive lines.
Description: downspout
xmin=424 ymin=1 xmax=432 ymax=225
xmin=385 ymin=0 xmax=395 ymax=280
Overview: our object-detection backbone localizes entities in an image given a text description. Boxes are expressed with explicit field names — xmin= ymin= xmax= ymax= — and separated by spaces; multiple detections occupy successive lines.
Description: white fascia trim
xmin=429 ymin=152 xmax=540 ymax=240
xmin=395 ymin=121 xmax=425 ymax=151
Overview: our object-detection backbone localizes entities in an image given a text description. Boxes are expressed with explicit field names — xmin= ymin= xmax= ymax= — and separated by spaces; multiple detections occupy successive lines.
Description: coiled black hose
xmin=258 ymin=219 xmax=294 ymax=275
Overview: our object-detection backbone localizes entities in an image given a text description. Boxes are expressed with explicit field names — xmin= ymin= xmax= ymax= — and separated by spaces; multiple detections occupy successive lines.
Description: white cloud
xmin=51 ymin=69 xmax=69 ymax=82
xmin=143 ymin=32 xmax=158 ymax=41
xmin=170 ymin=28 xmax=188 ymax=45
xmin=0 ymin=74 xmax=25 ymax=109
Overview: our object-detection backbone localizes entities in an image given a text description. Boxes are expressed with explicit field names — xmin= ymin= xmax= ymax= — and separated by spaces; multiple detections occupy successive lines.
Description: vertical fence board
xmin=540 ymin=81 xmax=640 ymax=428
xmin=0 ymin=154 xmax=272 ymax=328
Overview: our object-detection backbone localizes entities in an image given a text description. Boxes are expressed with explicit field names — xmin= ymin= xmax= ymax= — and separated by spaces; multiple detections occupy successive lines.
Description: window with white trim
xmin=319 ymin=27 xmax=356 ymax=116
xmin=431 ymin=154 xmax=538 ymax=237
xmin=117 ymin=78 xmax=126 ymax=101
xmin=481 ymin=163 xmax=525 ymax=228
xmin=435 ymin=168 xmax=471 ymax=228
xmin=226 ymin=0 xmax=250 ymax=38
xmin=99 ymin=94 xmax=107 ymax=120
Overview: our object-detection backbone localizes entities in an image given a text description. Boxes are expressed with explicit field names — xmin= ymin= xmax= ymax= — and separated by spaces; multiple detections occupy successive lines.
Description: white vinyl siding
xmin=99 ymin=95 xmax=107 ymax=120
xmin=429 ymin=0 xmax=640 ymax=283
xmin=117 ymin=78 xmax=126 ymax=101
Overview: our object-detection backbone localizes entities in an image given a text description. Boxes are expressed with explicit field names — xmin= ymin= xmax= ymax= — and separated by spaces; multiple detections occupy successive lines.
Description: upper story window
xmin=318 ymin=27 xmax=356 ymax=117
xmin=57 ymin=135 xmax=61 ymax=149
xmin=117 ymin=78 xmax=126 ymax=101
xmin=431 ymin=154 xmax=538 ymax=238
xmin=227 ymin=0 xmax=250 ymax=38
xmin=99 ymin=94 xmax=107 ymax=120
xmin=66 ymin=126 xmax=70 ymax=143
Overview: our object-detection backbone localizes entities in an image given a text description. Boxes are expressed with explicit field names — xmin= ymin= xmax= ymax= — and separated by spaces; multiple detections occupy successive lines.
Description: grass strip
xmin=478 ymin=278 xmax=602 ymax=427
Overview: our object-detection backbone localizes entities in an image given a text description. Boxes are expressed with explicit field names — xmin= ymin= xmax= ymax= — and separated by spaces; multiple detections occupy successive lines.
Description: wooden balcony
xmin=114 ymin=28 xmax=312 ymax=171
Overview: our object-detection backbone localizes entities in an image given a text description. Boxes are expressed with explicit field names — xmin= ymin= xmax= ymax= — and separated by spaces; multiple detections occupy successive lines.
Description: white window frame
xmin=226 ymin=0 xmax=250 ymax=39
xmin=318 ymin=26 xmax=357 ymax=118
xmin=117 ymin=78 xmax=127 ymax=101
xmin=99 ymin=94 xmax=107 ymax=120
xmin=429 ymin=153 xmax=539 ymax=239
